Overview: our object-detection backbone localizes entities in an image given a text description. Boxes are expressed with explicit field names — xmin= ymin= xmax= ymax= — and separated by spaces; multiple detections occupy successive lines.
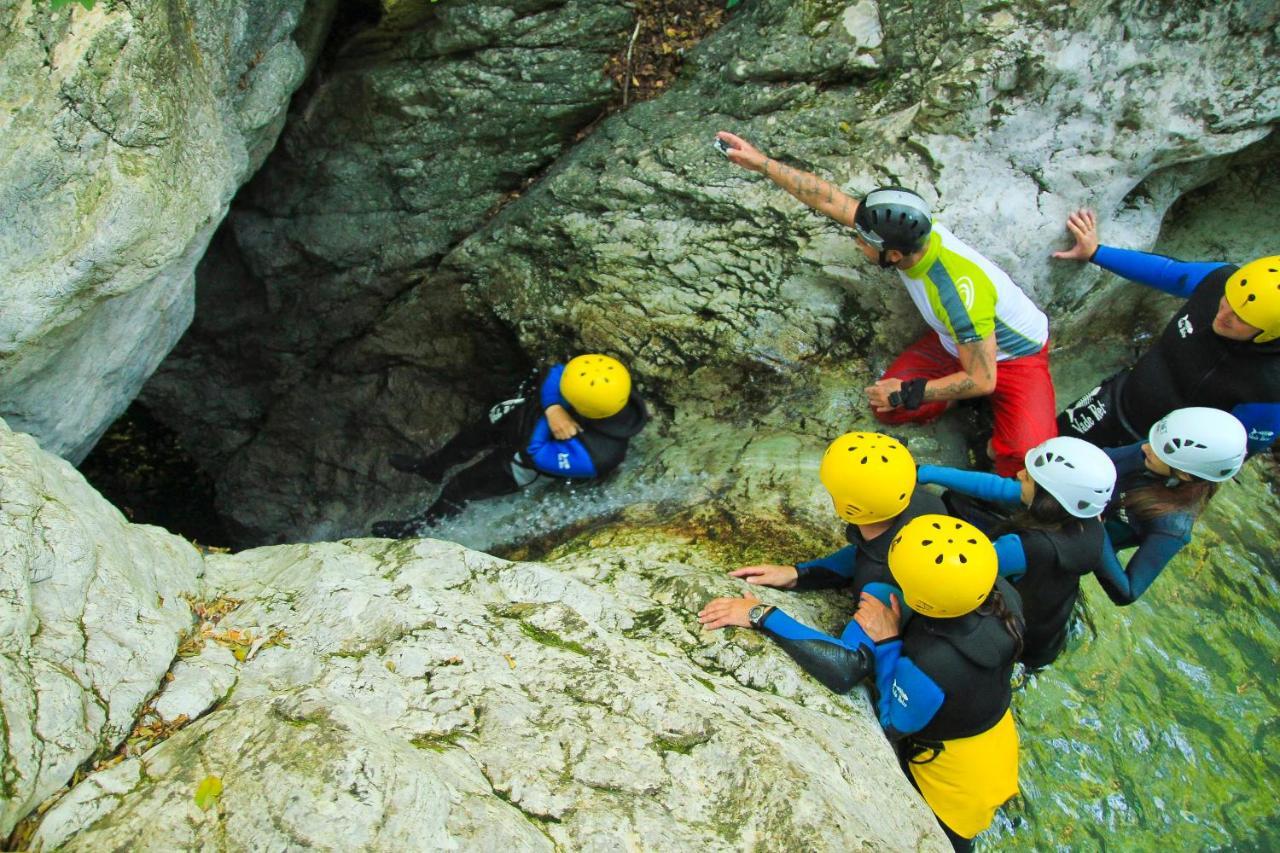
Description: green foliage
xmin=51 ymin=0 xmax=96 ymax=9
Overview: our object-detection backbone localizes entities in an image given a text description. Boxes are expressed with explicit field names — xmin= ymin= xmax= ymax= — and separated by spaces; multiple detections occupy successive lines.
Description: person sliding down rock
xmin=371 ymin=354 xmax=648 ymax=539
xmin=701 ymin=514 xmax=1023 ymax=853
xmin=1053 ymin=209 xmax=1280 ymax=453
xmin=716 ymin=131 xmax=1057 ymax=477
xmin=725 ymin=431 xmax=944 ymax=687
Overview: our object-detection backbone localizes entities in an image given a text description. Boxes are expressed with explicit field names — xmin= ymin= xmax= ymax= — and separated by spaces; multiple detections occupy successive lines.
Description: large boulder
xmin=0 ymin=0 xmax=338 ymax=462
xmin=0 ymin=419 xmax=202 ymax=837
xmin=0 ymin=417 xmax=949 ymax=849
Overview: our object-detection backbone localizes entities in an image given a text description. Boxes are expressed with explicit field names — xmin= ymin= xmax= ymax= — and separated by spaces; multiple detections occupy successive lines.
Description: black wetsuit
xmin=792 ymin=490 xmax=948 ymax=593
xmin=1010 ymin=521 xmax=1104 ymax=669
xmin=1059 ymin=258 xmax=1280 ymax=448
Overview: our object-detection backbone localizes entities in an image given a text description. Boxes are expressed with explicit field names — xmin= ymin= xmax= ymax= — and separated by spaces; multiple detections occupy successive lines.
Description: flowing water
xmin=992 ymin=461 xmax=1280 ymax=849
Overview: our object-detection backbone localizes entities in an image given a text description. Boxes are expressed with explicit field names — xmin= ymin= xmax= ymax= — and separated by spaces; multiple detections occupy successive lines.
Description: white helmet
xmin=1024 ymin=436 xmax=1117 ymax=518
xmin=1149 ymin=408 xmax=1247 ymax=483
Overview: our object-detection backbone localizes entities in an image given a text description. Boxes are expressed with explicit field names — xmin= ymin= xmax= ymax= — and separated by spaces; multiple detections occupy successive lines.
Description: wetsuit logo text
xmin=1177 ymin=315 xmax=1194 ymax=338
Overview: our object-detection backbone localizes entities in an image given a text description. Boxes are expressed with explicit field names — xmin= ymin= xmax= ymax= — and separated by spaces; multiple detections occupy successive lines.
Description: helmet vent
xmin=1247 ymin=294 xmax=1257 ymax=302
xmin=1076 ymin=500 xmax=1091 ymax=510
xmin=934 ymin=554 xmax=944 ymax=564
xmin=922 ymin=539 xmax=933 ymax=546
xmin=958 ymin=554 xmax=967 ymax=564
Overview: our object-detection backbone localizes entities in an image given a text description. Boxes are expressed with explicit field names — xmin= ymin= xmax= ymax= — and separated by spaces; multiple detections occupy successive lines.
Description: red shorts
xmin=873 ymin=332 xmax=1057 ymax=477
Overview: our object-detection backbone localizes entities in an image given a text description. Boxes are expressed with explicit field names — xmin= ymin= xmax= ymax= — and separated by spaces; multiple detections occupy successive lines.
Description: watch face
xmin=748 ymin=605 xmax=765 ymax=625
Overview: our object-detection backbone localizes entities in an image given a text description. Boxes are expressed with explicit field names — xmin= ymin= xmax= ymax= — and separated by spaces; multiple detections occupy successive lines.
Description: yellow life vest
xmin=908 ymin=708 xmax=1019 ymax=839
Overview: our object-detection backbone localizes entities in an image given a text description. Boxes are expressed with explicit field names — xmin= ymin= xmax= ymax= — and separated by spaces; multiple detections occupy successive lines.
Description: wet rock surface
xmin=2 ymin=419 xmax=948 ymax=850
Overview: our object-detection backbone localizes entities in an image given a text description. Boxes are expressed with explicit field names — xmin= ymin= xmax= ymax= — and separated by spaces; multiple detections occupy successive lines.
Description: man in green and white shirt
xmin=716 ymin=132 xmax=1056 ymax=476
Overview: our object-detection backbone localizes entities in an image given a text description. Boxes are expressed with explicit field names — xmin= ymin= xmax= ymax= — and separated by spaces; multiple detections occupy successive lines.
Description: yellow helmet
xmin=818 ymin=432 xmax=915 ymax=525
xmin=1225 ymin=256 xmax=1280 ymax=343
xmin=887 ymin=514 xmax=997 ymax=618
xmin=560 ymin=354 xmax=631 ymax=419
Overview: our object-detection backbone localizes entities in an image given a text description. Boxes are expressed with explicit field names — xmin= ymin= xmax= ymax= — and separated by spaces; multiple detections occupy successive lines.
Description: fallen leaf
xmin=503 ymin=654 xmax=516 ymax=669
xmin=194 ymin=775 xmax=222 ymax=811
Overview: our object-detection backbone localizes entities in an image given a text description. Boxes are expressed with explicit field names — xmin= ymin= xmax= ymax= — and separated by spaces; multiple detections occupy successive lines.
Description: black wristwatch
xmin=747 ymin=604 xmax=774 ymax=628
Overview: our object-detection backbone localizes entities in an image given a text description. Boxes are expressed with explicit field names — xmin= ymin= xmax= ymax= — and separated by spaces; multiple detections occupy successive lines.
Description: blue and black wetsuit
xmin=1093 ymin=442 xmax=1196 ymax=605
xmin=757 ymin=579 xmax=1023 ymax=846
xmin=373 ymin=365 xmax=647 ymax=536
xmin=745 ymin=490 xmax=944 ymax=691
xmin=917 ymin=466 xmax=1102 ymax=668
xmin=793 ymin=491 xmax=946 ymax=593
xmin=1057 ymin=248 xmax=1280 ymax=451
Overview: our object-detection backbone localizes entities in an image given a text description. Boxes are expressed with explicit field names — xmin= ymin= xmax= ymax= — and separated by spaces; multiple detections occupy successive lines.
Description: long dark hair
xmin=977 ymin=587 xmax=1024 ymax=659
xmin=1122 ymin=477 xmax=1218 ymax=522
xmin=1001 ymin=486 xmax=1084 ymax=536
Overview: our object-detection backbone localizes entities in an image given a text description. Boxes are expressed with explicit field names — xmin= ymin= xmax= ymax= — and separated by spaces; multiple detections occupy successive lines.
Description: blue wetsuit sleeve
xmin=758 ymin=609 xmax=875 ymax=694
xmin=540 ymin=364 xmax=567 ymax=409
xmin=1091 ymin=245 xmax=1227 ymax=299
xmin=1093 ymin=525 xmax=1188 ymax=605
xmin=1232 ymin=403 xmax=1280 ymax=453
xmin=871 ymin=639 xmax=945 ymax=741
xmin=794 ymin=545 xmax=858 ymax=590
xmin=525 ymin=418 xmax=597 ymax=478
xmin=1103 ymin=442 xmax=1148 ymax=479
xmin=994 ymin=533 xmax=1027 ymax=582
xmin=916 ymin=465 xmax=1022 ymax=505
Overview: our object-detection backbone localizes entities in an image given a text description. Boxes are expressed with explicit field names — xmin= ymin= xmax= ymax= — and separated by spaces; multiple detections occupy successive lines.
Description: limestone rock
xmin=0 ymin=0 xmax=337 ymax=461
xmin=0 ymin=419 xmax=202 ymax=837
xmin=29 ymin=534 xmax=948 ymax=849
xmin=152 ymin=644 xmax=239 ymax=725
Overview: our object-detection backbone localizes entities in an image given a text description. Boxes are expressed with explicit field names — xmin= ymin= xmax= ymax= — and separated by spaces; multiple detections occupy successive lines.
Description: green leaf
xmin=725 ymin=0 xmax=741 ymax=8
xmin=194 ymin=775 xmax=223 ymax=811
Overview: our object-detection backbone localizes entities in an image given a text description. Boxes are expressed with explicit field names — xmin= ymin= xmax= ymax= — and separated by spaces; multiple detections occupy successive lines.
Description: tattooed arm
xmin=865 ymin=335 xmax=997 ymax=410
xmin=925 ymin=335 xmax=998 ymax=401
xmin=716 ymin=131 xmax=859 ymax=227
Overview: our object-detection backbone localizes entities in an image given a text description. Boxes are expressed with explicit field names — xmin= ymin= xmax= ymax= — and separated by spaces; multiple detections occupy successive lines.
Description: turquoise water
xmin=990 ymin=462 xmax=1280 ymax=849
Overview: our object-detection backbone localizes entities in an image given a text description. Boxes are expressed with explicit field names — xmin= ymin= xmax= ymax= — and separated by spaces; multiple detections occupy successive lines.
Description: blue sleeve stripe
xmin=795 ymin=545 xmax=858 ymax=579
xmin=877 ymin=656 xmax=945 ymax=736
xmin=994 ymin=533 xmax=1027 ymax=581
xmin=994 ymin=317 xmax=1043 ymax=357
xmin=1092 ymin=246 xmax=1226 ymax=298
xmin=526 ymin=420 xmax=597 ymax=478
xmin=762 ymin=608 xmax=863 ymax=649
xmin=540 ymin=365 xmax=567 ymax=409
xmin=929 ymin=259 xmax=979 ymax=342
xmin=916 ymin=465 xmax=1023 ymax=505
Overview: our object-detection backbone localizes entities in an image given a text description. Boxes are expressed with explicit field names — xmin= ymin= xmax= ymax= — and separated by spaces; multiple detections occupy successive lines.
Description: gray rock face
xmin=138 ymin=0 xmax=1278 ymax=545
xmin=1 ymin=417 xmax=948 ymax=849
xmin=0 ymin=0 xmax=337 ymax=462
xmin=0 ymin=419 xmax=202 ymax=837
xmin=141 ymin=0 xmax=635 ymax=543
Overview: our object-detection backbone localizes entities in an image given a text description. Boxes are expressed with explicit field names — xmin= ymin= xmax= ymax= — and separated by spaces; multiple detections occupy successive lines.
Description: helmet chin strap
xmin=877 ymin=248 xmax=894 ymax=269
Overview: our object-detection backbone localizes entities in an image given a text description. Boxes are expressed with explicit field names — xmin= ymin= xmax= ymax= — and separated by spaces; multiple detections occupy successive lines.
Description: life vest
xmin=901 ymin=579 xmax=1024 ymax=840
xmin=1013 ymin=519 xmax=1104 ymax=669
xmin=1121 ymin=264 xmax=1280 ymax=435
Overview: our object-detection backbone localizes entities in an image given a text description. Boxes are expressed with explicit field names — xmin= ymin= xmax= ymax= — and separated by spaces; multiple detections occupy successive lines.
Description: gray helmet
xmin=853 ymin=187 xmax=932 ymax=258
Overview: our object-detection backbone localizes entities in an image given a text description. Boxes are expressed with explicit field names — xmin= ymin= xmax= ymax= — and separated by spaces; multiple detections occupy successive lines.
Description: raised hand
xmin=715 ymin=131 xmax=768 ymax=174
xmin=1052 ymin=208 xmax=1100 ymax=262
